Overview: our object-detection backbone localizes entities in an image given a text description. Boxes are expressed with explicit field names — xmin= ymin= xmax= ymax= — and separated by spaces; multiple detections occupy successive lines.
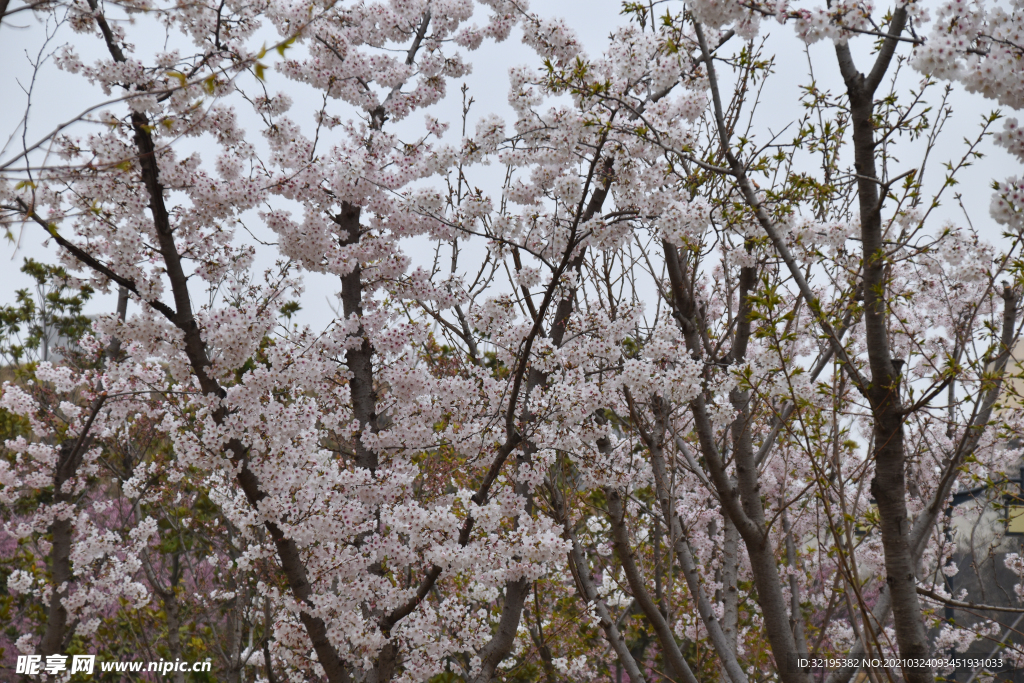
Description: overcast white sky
xmin=1 ymin=0 xmax=1018 ymax=328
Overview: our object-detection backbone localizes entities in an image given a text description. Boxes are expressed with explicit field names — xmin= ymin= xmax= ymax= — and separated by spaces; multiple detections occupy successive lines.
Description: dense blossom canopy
xmin=1 ymin=0 xmax=1023 ymax=682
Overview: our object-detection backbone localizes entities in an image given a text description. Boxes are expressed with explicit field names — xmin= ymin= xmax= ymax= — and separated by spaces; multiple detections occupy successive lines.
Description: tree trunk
xmin=833 ymin=11 xmax=933 ymax=682
xmin=40 ymin=287 xmax=128 ymax=657
xmin=722 ymin=515 xmax=740 ymax=654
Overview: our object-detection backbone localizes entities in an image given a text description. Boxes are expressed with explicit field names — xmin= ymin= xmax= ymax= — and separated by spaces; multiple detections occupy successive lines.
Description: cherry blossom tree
xmin=1 ymin=0 xmax=1023 ymax=682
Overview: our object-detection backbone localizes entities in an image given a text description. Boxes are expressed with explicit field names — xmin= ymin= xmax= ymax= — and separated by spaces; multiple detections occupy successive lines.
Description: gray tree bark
xmin=833 ymin=11 xmax=932 ymax=682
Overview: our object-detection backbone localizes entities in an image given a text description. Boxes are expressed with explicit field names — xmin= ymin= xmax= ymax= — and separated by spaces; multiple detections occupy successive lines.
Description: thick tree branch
xmin=552 ymin=482 xmax=649 ymax=683
xmin=606 ymin=487 xmax=699 ymax=683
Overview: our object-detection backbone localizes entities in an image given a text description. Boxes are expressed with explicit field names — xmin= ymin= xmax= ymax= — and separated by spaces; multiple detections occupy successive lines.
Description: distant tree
xmin=0 ymin=259 xmax=94 ymax=366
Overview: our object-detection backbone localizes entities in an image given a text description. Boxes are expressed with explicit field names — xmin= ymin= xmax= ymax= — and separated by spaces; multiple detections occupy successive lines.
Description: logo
xmin=16 ymin=654 xmax=95 ymax=675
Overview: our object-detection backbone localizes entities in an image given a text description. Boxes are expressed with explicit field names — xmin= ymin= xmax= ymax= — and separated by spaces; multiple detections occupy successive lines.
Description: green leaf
xmin=166 ymin=70 xmax=187 ymax=87
xmin=277 ymin=35 xmax=297 ymax=56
